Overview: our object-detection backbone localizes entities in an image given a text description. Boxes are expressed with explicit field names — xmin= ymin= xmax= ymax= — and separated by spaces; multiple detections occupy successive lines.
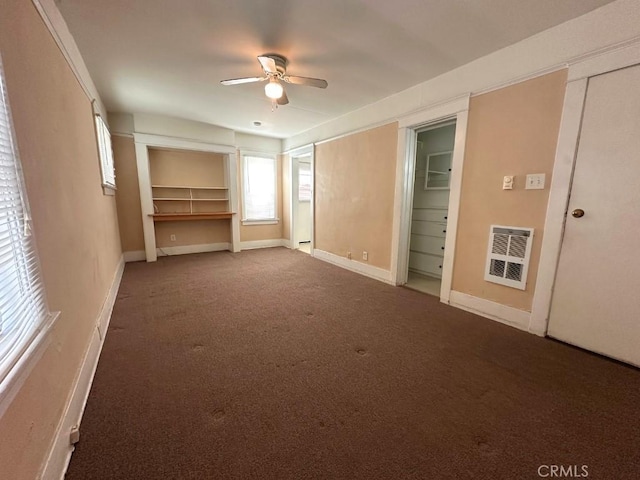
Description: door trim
xmin=530 ymin=40 xmax=640 ymax=336
xmin=391 ymin=95 xmax=470 ymax=305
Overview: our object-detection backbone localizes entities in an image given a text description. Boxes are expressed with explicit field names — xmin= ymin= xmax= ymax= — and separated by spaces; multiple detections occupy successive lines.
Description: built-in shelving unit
xmin=425 ymin=151 xmax=453 ymax=190
xmin=410 ymin=126 xmax=456 ymax=280
xmin=151 ymin=185 xmax=232 ymax=216
xmin=134 ymin=133 xmax=240 ymax=262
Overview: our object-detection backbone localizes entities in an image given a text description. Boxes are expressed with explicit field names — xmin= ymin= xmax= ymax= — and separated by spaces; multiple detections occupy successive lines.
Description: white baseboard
xmin=449 ymin=290 xmax=531 ymax=332
xmin=123 ymin=250 xmax=145 ymax=263
xmin=282 ymin=238 xmax=292 ymax=249
xmin=313 ymin=249 xmax=394 ymax=285
xmin=240 ymin=239 xmax=285 ymax=250
xmin=39 ymin=256 xmax=125 ymax=480
xmin=156 ymin=242 xmax=230 ymax=257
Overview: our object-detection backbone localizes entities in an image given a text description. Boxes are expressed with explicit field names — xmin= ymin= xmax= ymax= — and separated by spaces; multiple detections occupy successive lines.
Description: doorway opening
xmin=405 ymin=121 xmax=456 ymax=297
xmin=289 ymin=145 xmax=314 ymax=254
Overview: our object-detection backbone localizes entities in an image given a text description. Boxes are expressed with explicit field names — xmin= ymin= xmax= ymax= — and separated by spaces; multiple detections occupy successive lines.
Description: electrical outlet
xmin=362 ymin=251 xmax=368 ymax=261
xmin=170 ymin=234 xmax=176 ymax=241
xmin=347 ymin=251 xmax=352 ymax=260
xmin=69 ymin=426 xmax=80 ymax=445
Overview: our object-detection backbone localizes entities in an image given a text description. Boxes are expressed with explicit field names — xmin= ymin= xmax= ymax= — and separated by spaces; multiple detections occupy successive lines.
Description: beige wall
xmin=113 ymin=135 xmax=144 ymax=252
xmin=237 ymin=152 xmax=284 ymax=242
xmin=452 ymin=70 xmax=567 ymax=311
xmin=149 ymin=148 xmax=226 ymax=188
xmin=0 ymin=0 xmax=122 ymax=478
xmin=155 ymin=220 xmax=230 ymax=247
xmin=315 ymin=123 xmax=398 ymax=270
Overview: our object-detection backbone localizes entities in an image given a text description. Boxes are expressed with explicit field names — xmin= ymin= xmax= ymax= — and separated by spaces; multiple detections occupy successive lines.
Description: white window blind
xmin=94 ymin=112 xmax=115 ymax=189
xmin=0 ymin=56 xmax=50 ymax=392
xmin=242 ymin=155 xmax=276 ymax=221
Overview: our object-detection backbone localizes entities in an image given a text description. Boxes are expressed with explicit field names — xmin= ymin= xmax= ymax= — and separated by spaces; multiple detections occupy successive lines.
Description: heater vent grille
xmin=484 ymin=226 xmax=534 ymax=290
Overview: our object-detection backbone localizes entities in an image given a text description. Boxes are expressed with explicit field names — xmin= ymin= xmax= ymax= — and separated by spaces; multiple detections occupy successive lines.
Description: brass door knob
xmin=572 ymin=208 xmax=585 ymax=218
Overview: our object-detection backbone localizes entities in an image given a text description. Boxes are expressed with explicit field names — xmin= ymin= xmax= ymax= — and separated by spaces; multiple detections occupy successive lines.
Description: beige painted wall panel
xmin=452 ymin=70 xmax=567 ymax=311
xmin=113 ymin=135 xmax=145 ymax=252
xmin=237 ymin=152 xmax=284 ymax=242
xmin=0 ymin=1 xmax=123 ymax=478
xmin=155 ymin=220 xmax=231 ymax=248
xmin=149 ymin=148 xmax=226 ymax=187
xmin=315 ymin=123 xmax=398 ymax=270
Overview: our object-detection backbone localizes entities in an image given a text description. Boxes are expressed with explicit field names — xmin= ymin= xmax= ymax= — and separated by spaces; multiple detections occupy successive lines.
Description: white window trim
xmin=92 ymin=101 xmax=116 ymax=195
xmin=0 ymin=54 xmax=59 ymax=419
xmin=0 ymin=312 xmax=59 ymax=419
xmin=241 ymin=219 xmax=280 ymax=226
xmin=240 ymin=151 xmax=278 ymax=224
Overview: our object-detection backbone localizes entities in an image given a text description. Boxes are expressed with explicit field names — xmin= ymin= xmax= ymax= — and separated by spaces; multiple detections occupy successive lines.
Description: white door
xmin=547 ymin=64 xmax=640 ymax=366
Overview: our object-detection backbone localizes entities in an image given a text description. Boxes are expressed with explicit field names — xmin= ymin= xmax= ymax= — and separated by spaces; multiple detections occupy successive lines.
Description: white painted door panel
xmin=548 ymin=64 xmax=640 ymax=366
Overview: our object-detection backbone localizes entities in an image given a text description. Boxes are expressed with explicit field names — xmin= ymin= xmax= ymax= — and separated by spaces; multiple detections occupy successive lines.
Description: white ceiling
xmin=58 ymin=0 xmax=615 ymax=139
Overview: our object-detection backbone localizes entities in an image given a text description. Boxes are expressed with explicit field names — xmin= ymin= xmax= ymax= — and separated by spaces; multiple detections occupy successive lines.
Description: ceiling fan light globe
xmin=264 ymin=80 xmax=284 ymax=99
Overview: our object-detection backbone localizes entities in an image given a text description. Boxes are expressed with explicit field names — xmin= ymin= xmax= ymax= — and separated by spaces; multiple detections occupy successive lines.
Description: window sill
xmin=0 ymin=311 xmax=61 ymax=420
xmin=242 ymin=219 xmax=279 ymax=226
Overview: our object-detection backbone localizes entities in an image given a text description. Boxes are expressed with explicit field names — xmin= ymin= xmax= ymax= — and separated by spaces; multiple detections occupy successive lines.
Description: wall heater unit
xmin=484 ymin=225 xmax=534 ymax=290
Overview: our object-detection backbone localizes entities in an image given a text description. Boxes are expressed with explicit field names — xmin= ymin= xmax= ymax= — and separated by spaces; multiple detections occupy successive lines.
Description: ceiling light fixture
xmin=264 ymin=77 xmax=284 ymax=100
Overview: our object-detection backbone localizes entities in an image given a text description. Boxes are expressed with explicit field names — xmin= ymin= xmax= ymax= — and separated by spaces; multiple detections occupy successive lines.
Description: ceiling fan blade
xmin=257 ymin=56 xmax=278 ymax=74
xmin=283 ymin=75 xmax=328 ymax=88
xmin=277 ymin=89 xmax=289 ymax=106
xmin=220 ymin=76 xmax=266 ymax=86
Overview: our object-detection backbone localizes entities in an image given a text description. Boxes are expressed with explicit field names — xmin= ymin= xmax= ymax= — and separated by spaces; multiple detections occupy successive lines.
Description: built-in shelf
xmin=151 ymin=184 xmax=227 ymax=190
xmin=150 ymin=212 xmax=233 ymax=222
xmin=425 ymin=151 xmax=452 ymax=190
xmin=151 ymin=184 xmax=229 ymax=214
xmin=152 ymin=197 xmax=228 ymax=202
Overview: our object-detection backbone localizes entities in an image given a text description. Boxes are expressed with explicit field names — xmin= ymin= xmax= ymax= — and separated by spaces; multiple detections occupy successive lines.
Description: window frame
xmin=0 ymin=54 xmax=58 ymax=419
xmin=92 ymin=101 xmax=116 ymax=195
xmin=240 ymin=152 xmax=278 ymax=225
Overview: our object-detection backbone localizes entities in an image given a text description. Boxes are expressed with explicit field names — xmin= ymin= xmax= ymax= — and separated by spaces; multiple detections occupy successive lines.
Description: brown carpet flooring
xmin=66 ymin=248 xmax=640 ymax=480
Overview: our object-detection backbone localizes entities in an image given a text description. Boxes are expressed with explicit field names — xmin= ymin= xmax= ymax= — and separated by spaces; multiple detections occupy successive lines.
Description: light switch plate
xmin=526 ymin=173 xmax=546 ymax=190
xmin=503 ymin=176 xmax=514 ymax=190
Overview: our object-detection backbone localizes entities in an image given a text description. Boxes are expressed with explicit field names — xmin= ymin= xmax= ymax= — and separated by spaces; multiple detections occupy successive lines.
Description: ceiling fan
xmin=220 ymin=54 xmax=328 ymax=106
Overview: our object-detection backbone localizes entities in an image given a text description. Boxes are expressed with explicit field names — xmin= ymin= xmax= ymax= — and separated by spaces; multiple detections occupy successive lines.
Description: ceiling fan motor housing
xmin=264 ymin=54 xmax=288 ymax=77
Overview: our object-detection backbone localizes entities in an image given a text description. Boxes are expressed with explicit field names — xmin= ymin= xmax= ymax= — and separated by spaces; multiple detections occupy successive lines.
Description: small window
xmin=0 ymin=55 xmax=52 ymax=409
xmin=242 ymin=154 xmax=277 ymax=223
xmin=93 ymin=105 xmax=115 ymax=192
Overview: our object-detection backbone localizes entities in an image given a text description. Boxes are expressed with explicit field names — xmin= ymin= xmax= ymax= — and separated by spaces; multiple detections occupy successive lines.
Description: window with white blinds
xmin=94 ymin=113 xmax=115 ymax=189
xmin=242 ymin=154 xmax=277 ymax=222
xmin=0 ymin=56 xmax=51 ymax=396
